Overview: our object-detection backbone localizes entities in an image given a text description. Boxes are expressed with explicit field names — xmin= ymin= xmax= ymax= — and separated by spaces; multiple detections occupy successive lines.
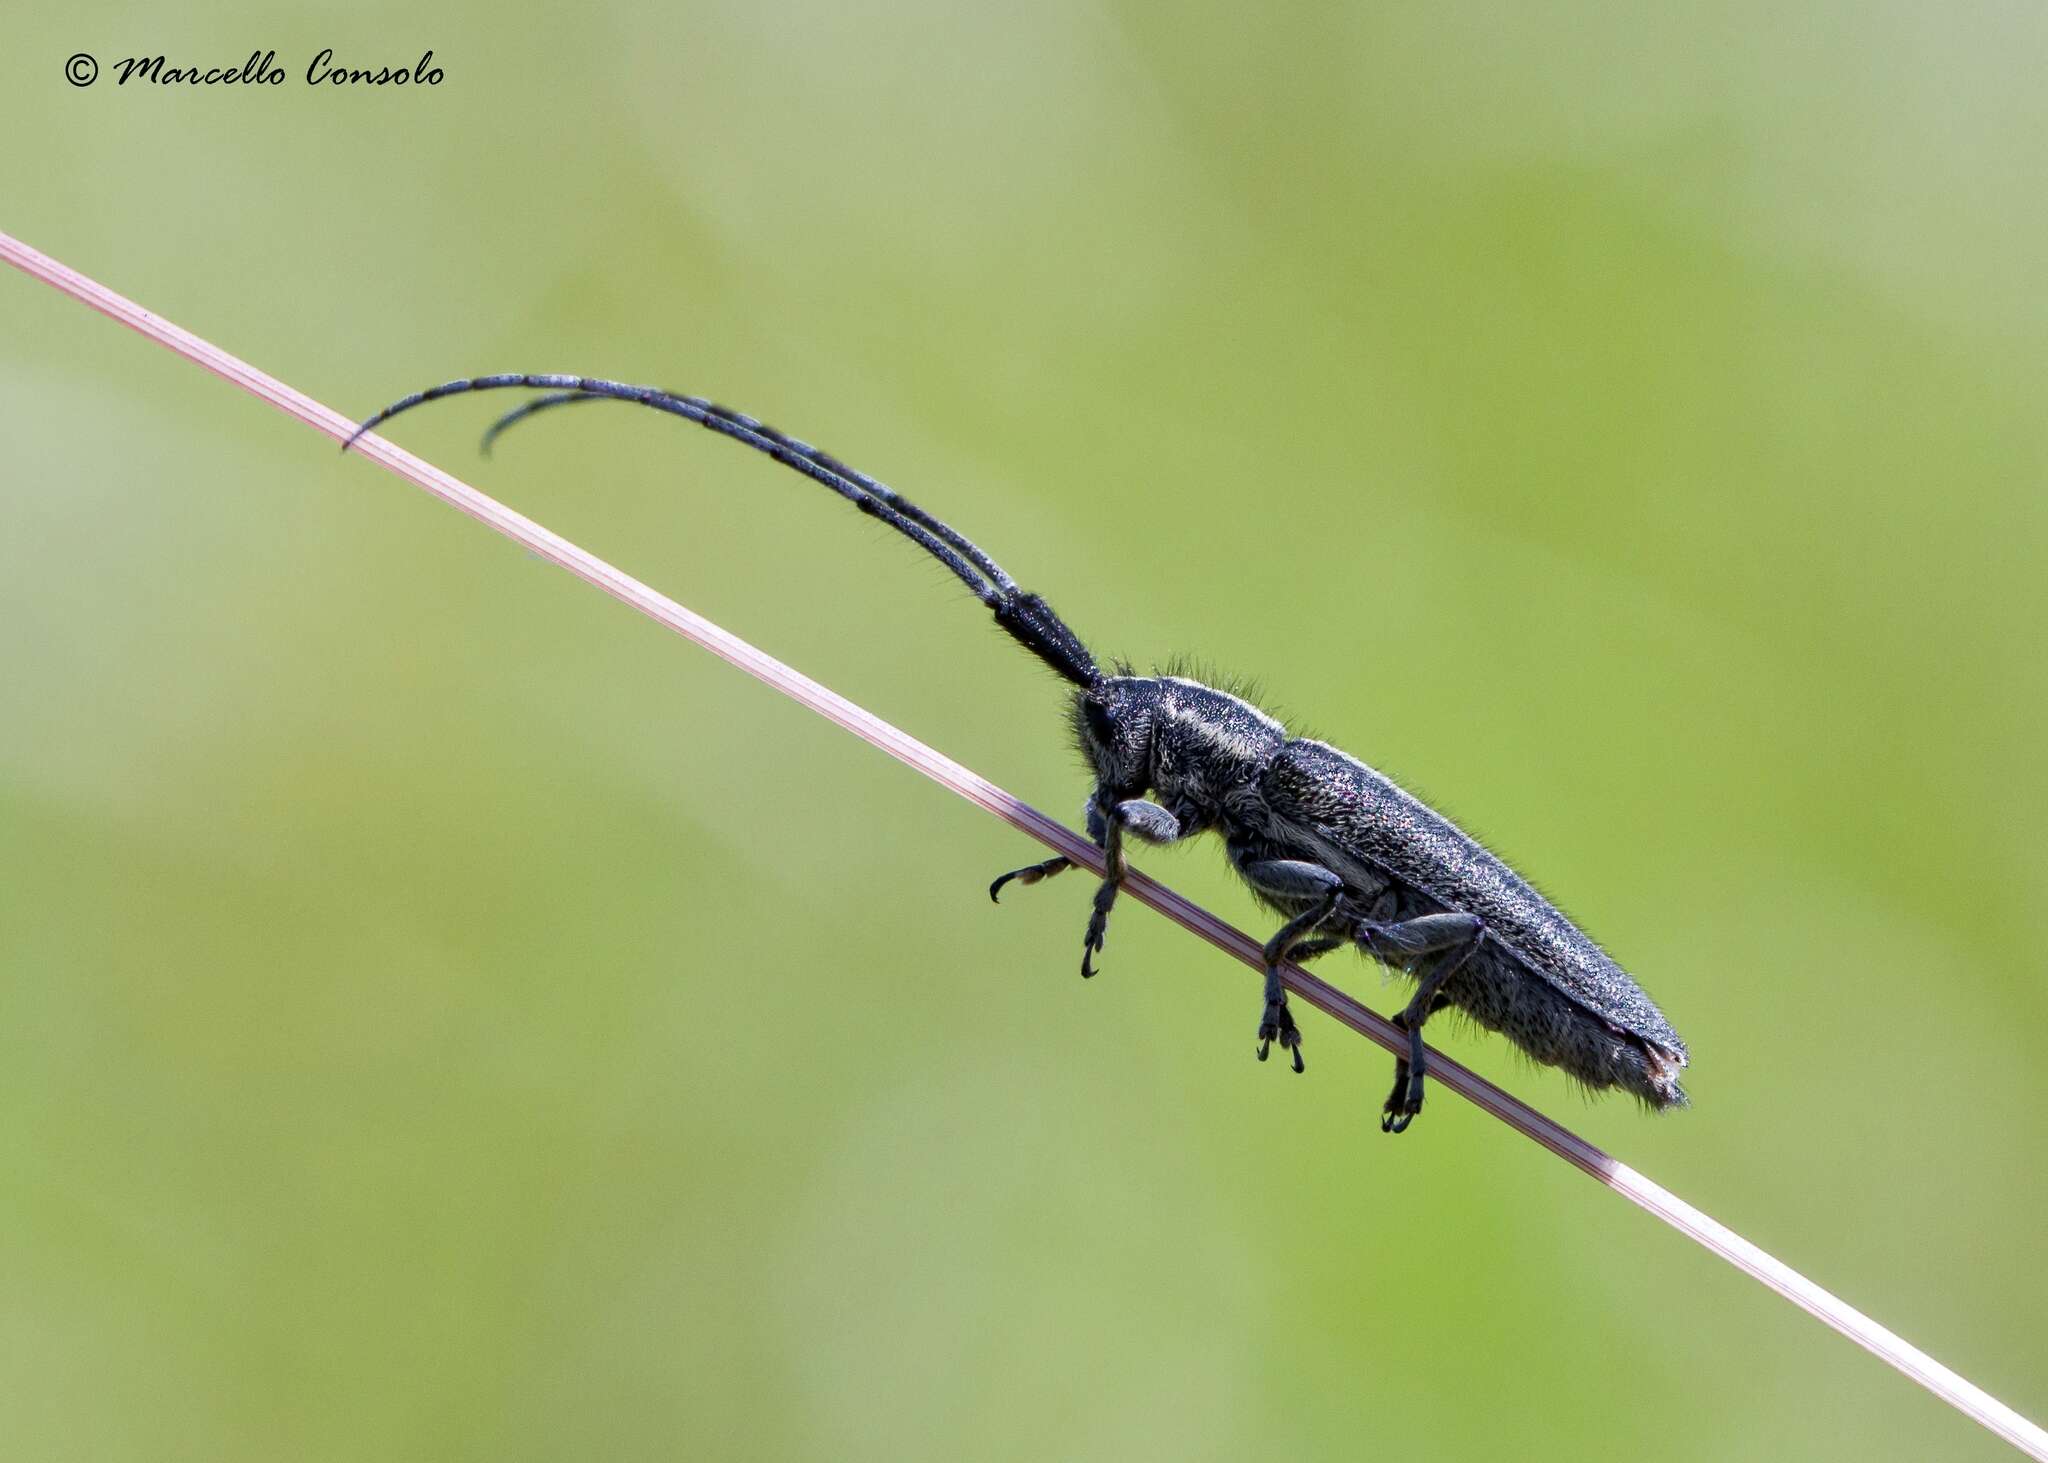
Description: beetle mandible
xmin=347 ymin=375 xmax=1690 ymax=1131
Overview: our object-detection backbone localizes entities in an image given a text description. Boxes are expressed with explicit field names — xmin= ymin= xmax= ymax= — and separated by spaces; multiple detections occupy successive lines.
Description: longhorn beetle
xmin=346 ymin=375 xmax=1690 ymax=1131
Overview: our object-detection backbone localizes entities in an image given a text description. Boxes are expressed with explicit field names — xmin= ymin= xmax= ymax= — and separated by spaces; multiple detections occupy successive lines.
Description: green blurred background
xmin=4 ymin=4 xmax=2044 ymax=1459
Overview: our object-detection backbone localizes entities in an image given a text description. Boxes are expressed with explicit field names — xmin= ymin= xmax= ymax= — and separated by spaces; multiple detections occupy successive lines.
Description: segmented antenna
xmin=478 ymin=389 xmax=1016 ymax=592
xmin=345 ymin=375 xmax=1102 ymax=688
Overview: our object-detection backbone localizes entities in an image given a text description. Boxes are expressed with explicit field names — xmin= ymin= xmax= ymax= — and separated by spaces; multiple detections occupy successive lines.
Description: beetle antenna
xmin=478 ymin=389 xmax=1014 ymax=590
xmin=346 ymin=375 xmax=1102 ymax=688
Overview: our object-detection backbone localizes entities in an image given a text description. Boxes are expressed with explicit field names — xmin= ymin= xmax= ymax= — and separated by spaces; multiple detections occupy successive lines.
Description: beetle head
xmin=1070 ymin=676 xmax=1162 ymax=799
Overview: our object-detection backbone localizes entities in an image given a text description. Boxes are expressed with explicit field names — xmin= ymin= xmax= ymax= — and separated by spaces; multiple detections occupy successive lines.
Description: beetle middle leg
xmin=1358 ymin=913 xmax=1485 ymax=1132
xmin=1240 ymin=859 xmax=1347 ymax=1074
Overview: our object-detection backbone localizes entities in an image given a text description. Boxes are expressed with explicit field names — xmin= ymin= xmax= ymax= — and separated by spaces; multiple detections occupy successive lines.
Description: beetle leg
xmin=1285 ymin=936 xmax=1345 ymax=962
xmin=1080 ymin=813 xmax=1122 ymax=978
xmin=988 ymin=856 xmax=1071 ymax=902
xmin=1240 ymin=859 xmax=1347 ymax=1074
xmin=992 ymin=797 xmax=1185 ymax=977
xmin=991 ymin=799 xmax=1099 ymax=912
xmin=1358 ymin=914 xmax=1485 ymax=1132
xmin=1078 ymin=800 xmax=1182 ymax=976
xmin=1109 ymin=798 xmax=1183 ymax=846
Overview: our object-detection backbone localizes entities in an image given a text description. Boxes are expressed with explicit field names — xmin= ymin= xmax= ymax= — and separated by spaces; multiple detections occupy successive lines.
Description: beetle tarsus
xmin=1257 ymin=999 xmax=1304 ymax=1072
xmin=1080 ymin=926 xmax=1105 ymax=979
xmin=989 ymin=856 xmax=1072 ymax=903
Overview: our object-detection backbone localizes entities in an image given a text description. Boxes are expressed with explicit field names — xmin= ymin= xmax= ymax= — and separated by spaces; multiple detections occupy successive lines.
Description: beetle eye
xmin=1082 ymin=697 xmax=1117 ymax=748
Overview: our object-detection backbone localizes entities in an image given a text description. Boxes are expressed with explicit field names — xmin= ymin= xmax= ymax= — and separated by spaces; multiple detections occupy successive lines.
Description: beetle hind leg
xmin=1361 ymin=914 xmax=1485 ymax=1132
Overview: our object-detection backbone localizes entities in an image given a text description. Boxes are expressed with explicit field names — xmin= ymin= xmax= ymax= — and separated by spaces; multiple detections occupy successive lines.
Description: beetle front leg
xmin=990 ymin=796 xmax=1183 ymax=979
xmin=1359 ymin=913 xmax=1485 ymax=1132
xmin=1078 ymin=798 xmax=1183 ymax=977
xmin=990 ymin=796 xmax=1102 ymax=906
xmin=988 ymin=856 xmax=1072 ymax=902
xmin=1240 ymin=859 xmax=1347 ymax=1073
